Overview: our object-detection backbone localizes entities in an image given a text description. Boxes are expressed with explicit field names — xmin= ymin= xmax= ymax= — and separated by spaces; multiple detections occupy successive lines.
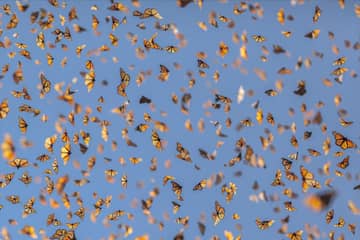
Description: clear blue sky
xmin=0 ymin=1 xmax=359 ymax=239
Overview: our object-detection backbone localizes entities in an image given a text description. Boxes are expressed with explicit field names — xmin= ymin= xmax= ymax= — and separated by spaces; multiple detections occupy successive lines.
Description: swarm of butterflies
xmin=0 ymin=0 xmax=359 ymax=239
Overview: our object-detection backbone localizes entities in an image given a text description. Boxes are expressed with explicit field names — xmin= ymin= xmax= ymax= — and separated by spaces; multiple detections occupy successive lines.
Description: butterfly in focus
xmin=332 ymin=131 xmax=357 ymax=150
xmin=255 ymin=218 xmax=275 ymax=230
xmin=212 ymin=200 xmax=225 ymax=225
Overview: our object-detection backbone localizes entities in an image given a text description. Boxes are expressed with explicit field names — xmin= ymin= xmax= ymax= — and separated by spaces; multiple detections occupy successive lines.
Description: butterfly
xmin=6 ymin=14 xmax=19 ymax=29
xmin=19 ymin=171 xmax=32 ymax=185
xmin=141 ymin=8 xmax=162 ymax=19
xmin=176 ymin=142 xmax=192 ymax=162
xmin=304 ymin=29 xmax=320 ymax=39
xmin=20 ymin=225 xmax=37 ymax=239
xmin=333 ymin=57 xmax=346 ymax=66
xmin=313 ymin=5 xmax=321 ymax=22
xmin=287 ymin=230 xmax=303 ymax=240
xmin=9 ymin=158 xmax=29 ymax=169
xmin=300 ymin=165 xmax=320 ymax=192
xmin=151 ymin=130 xmax=163 ymax=151
xmin=0 ymin=99 xmax=9 ymax=119
xmin=121 ymin=174 xmax=128 ymax=188
xmin=44 ymin=135 xmax=57 ymax=153
xmin=40 ymin=73 xmax=51 ymax=97
xmin=277 ymin=8 xmax=285 ymax=25
xmin=36 ymin=32 xmax=45 ymax=49
xmin=7 ymin=195 xmax=20 ymax=204
xmin=332 ymin=67 xmax=348 ymax=76
xmin=18 ymin=117 xmax=28 ymax=133
xmin=252 ymin=35 xmax=266 ymax=42
xmin=74 ymin=207 xmax=85 ymax=220
xmin=171 ymin=181 xmax=183 ymax=200
xmin=337 ymin=155 xmax=350 ymax=169
xmin=255 ymin=218 xmax=275 ymax=230
xmin=332 ymin=131 xmax=357 ymax=150
xmin=66 ymin=222 xmax=79 ymax=230
xmin=60 ymin=143 xmax=71 ymax=165
xmin=109 ymin=33 xmax=118 ymax=46
xmin=326 ymin=209 xmax=334 ymax=224
xmin=334 ymin=217 xmax=345 ymax=228
xmin=218 ymin=41 xmax=229 ymax=57
xmin=143 ymin=32 xmax=161 ymax=50
xmin=271 ymin=169 xmax=285 ymax=186
xmin=158 ymin=64 xmax=170 ymax=81
xmin=193 ymin=179 xmax=207 ymax=191
xmin=82 ymin=71 xmax=95 ymax=92
xmin=197 ymin=59 xmax=209 ymax=69
xmin=304 ymin=191 xmax=336 ymax=212
xmin=163 ymin=45 xmax=178 ymax=53
xmin=212 ymin=200 xmax=225 ymax=225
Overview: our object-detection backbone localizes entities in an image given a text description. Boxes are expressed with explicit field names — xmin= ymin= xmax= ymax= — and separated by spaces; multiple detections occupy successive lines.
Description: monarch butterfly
xmin=91 ymin=14 xmax=99 ymax=31
xmin=143 ymin=32 xmax=161 ymax=50
xmin=0 ymin=99 xmax=9 ymax=119
xmin=284 ymin=201 xmax=296 ymax=211
xmin=308 ymin=148 xmax=321 ymax=157
xmin=7 ymin=195 xmax=20 ymax=204
xmin=337 ymin=155 xmax=350 ymax=169
xmin=281 ymin=31 xmax=292 ymax=38
xmin=56 ymin=175 xmax=69 ymax=195
xmin=158 ymin=64 xmax=170 ymax=81
xmin=141 ymin=197 xmax=153 ymax=211
xmin=68 ymin=7 xmax=78 ymax=21
xmin=271 ymin=169 xmax=285 ymax=186
xmin=36 ymin=32 xmax=45 ymax=49
xmin=304 ymin=29 xmax=320 ymax=39
xmin=40 ymin=73 xmax=51 ymax=97
xmin=66 ymin=222 xmax=79 ymax=230
xmin=313 ymin=5 xmax=321 ymax=23
xmin=120 ymin=68 xmax=130 ymax=86
xmin=6 ymin=14 xmax=19 ymax=29
xmin=176 ymin=216 xmax=189 ymax=226
xmin=176 ymin=142 xmax=192 ymax=162
xmin=332 ymin=131 xmax=357 ymax=150
xmin=105 ymin=169 xmax=117 ymax=177
xmin=4 ymin=172 xmax=14 ymax=185
xmin=60 ymin=143 xmax=71 ymax=165
xmin=255 ymin=218 xmax=274 ymax=230
xmin=121 ymin=174 xmax=127 ymax=188
xmin=212 ymin=201 xmax=225 ymax=225
xmin=109 ymin=33 xmax=118 ymax=46
xmin=162 ymin=45 xmax=178 ymax=55
xmin=19 ymin=171 xmax=32 ymax=185
xmin=163 ymin=175 xmax=175 ymax=186
xmin=287 ymin=230 xmax=303 ymax=240
xmin=333 ymin=57 xmax=346 ymax=66
xmin=9 ymin=158 xmax=29 ymax=169
xmin=217 ymin=41 xmax=229 ymax=57
xmin=83 ymin=71 xmax=95 ymax=92
xmin=277 ymin=67 xmax=292 ymax=75
xmin=290 ymin=135 xmax=298 ymax=148
xmin=111 ymin=16 xmax=120 ymax=30
xmin=252 ymin=35 xmax=266 ymax=42
xmin=141 ymin=8 xmax=162 ymax=19
xmin=197 ymin=59 xmax=209 ymax=69
xmin=332 ymin=67 xmax=348 ymax=76
xmin=129 ymin=157 xmax=142 ymax=164
xmin=334 ymin=217 xmax=345 ymax=228
xmin=265 ymin=89 xmax=278 ymax=96
xmin=46 ymin=53 xmax=54 ymax=66
xmin=64 ymin=27 xmax=72 ymax=41
xmin=74 ymin=207 xmax=85 ymax=220
xmin=326 ymin=209 xmax=334 ymax=224
xmin=193 ymin=179 xmax=207 ymax=191
xmin=44 ymin=135 xmax=57 ymax=153
xmin=151 ymin=130 xmax=163 ymax=151
xmin=171 ymin=181 xmax=183 ymax=200
xmin=281 ymin=158 xmax=292 ymax=171
xmin=20 ymin=225 xmax=37 ymax=239
xmin=277 ymin=8 xmax=285 ymax=25
xmin=300 ymin=165 xmax=320 ymax=192
xmin=339 ymin=118 xmax=353 ymax=127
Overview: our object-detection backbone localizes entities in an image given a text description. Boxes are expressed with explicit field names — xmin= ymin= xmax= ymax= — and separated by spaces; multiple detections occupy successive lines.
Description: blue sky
xmin=0 ymin=1 xmax=359 ymax=239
